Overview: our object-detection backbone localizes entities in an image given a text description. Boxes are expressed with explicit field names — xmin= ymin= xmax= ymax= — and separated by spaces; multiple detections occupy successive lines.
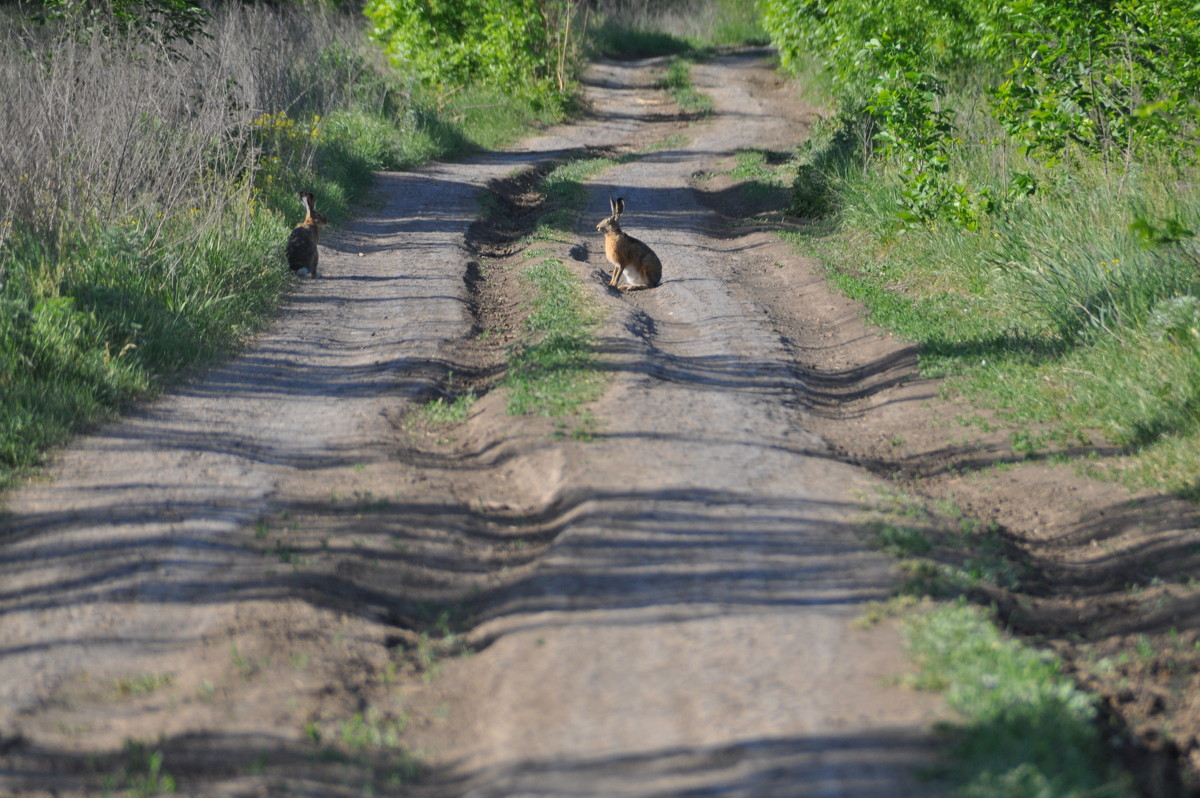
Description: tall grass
xmin=588 ymin=0 xmax=766 ymax=58
xmin=0 ymin=2 xmax=567 ymax=488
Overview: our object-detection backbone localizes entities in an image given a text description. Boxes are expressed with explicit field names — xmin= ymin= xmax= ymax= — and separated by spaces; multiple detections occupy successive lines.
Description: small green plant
xmin=380 ymin=660 xmax=399 ymax=686
xmin=873 ymin=522 xmax=933 ymax=557
xmin=353 ymin=489 xmax=390 ymax=513
xmin=867 ymin=490 xmax=1025 ymax=595
xmin=272 ymin=539 xmax=301 ymax=566
xmin=195 ymin=680 xmax=215 ymax=703
xmin=114 ymin=672 xmax=175 ymax=698
xmin=340 ymin=708 xmax=407 ymax=750
xmin=230 ymin=643 xmax=257 ymax=679
xmin=413 ymin=393 xmax=477 ymax=427
xmin=120 ymin=739 xmax=177 ymax=797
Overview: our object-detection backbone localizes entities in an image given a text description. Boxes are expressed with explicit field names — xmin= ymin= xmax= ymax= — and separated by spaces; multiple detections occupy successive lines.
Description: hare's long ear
xmin=609 ymin=196 xmax=617 ymax=215
xmin=614 ymin=197 xmax=625 ymax=217
xmin=300 ymin=191 xmax=313 ymax=211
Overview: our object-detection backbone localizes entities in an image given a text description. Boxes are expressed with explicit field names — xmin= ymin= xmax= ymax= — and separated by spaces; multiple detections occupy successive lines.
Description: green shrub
xmin=365 ymin=0 xmax=584 ymax=108
xmin=760 ymin=0 xmax=1200 ymax=228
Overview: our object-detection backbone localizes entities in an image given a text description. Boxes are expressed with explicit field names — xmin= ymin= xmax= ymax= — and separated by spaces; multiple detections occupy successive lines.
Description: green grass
xmin=495 ymin=154 xmax=620 ymax=419
xmin=113 ymin=740 xmax=176 ymax=797
xmin=658 ymin=57 xmax=714 ymax=116
xmin=413 ymin=393 xmax=477 ymax=427
xmin=506 ymin=257 xmax=604 ymax=416
xmin=589 ymin=17 xmax=695 ymax=59
xmin=398 ymin=83 xmax=567 ymax=165
xmin=113 ymin=672 xmax=175 ymax=698
xmin=904 ymin=602 xmax=1136 ymax=798
xmin=864 ymin=489 xmax=1026 ymax=599
xmin=858 ymin=488 xmax=1132 ymax=796
xmin=302 ymin=708 xmax=420 ymax=789
xmin=533 ymin=157 xmax=615 ymax=235
xmin=0 ymin=208 xmax=289 ymax=488
xmin=704 ymin=0 xmax=769 ymax=47
xmin=339 ymin=708 xmax=407 ymax=751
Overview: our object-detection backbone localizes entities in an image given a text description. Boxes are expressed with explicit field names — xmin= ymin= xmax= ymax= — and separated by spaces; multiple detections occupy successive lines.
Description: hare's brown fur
xmin=596 ymin=197 xmax=661 ymax=290
xmin=286 ymin=191 xmax=328 ymax=277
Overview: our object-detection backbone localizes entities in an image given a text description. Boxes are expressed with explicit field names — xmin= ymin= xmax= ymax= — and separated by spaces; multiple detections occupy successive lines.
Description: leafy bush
xmin=365 ymin=0 xmax=584 ymax=107
xmin=761 ymin=0 xmax=1200 ymax=228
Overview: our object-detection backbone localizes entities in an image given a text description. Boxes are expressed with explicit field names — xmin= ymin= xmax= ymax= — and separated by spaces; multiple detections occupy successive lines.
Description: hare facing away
xmin=596 ymin=197 xmax=662 ymax=291
xmin=286 ymin=191 xmax=328 ymax=277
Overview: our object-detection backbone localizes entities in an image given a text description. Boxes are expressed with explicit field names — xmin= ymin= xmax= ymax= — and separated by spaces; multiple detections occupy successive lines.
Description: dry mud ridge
xmin=2 ymin=49 xmax=1198 ymax=797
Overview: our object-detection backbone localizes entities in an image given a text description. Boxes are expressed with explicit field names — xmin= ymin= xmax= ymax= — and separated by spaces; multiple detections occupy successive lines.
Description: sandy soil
xmin=0 ymin=49 xmax=1196 ymax=797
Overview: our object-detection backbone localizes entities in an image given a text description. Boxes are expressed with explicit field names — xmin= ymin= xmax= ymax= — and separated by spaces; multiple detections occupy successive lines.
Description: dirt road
xmin=0 ymin=51 xmax=946 ymax=796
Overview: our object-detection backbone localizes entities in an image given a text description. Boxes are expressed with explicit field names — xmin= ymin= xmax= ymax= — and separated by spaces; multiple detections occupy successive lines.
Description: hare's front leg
xmin=608 ymin=263 xmax=624 ymax=288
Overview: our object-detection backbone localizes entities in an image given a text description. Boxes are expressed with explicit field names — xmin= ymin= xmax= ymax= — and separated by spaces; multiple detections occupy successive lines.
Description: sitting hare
xmin=286 ymin=191 xmax=328 ymax=277
xmin=596 ymin=197 xmax=662 ymax=290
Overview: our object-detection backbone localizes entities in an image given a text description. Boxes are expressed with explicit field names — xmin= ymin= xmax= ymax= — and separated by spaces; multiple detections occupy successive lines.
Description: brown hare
xmin=596 ymin=197 xmax=662 ymax=290
xmin=286 ymin=191 xmax=328 ymax=277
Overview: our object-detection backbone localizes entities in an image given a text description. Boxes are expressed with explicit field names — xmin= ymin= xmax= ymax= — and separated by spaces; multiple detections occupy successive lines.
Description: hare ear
xmin=614 ymin=197 xmax=625 ymax=216
xmin=609 ymin=196 xmax=617 ymax=215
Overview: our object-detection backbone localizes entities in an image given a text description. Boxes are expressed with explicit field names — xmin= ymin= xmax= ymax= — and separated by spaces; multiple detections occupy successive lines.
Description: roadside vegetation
xmin=905 ymin=601 xmax=1134 ymax=798
xmin=657 ymin=56 xmax=715 ymax=116
xmin=761 ymin=0 xmax=1200 ymax=501
xmin=483 ymin=142 xmax=681 ymax=426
